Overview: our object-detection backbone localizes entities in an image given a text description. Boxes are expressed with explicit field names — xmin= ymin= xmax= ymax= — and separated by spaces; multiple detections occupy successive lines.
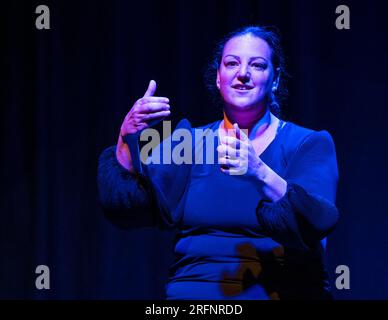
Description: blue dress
xmin=98 ymin=119 xmax=339 ymax=300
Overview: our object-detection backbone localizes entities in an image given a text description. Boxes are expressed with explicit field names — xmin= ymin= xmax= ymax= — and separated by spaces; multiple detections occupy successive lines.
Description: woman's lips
xmin=233 ymin=86 xmax=253 ymax=93
xmin=232 ymin=85 xmax=254 ymax=92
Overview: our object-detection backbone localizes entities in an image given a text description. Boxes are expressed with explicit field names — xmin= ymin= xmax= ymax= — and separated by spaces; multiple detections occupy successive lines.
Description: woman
xmin=98 ymin=26 xmax=339 ymax=299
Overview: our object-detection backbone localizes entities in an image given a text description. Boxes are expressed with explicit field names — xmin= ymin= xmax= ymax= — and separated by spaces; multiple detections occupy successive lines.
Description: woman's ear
xmin=216 ymin=70 xmax=220 ymax=90
xmin=272 ymin=68 xmax=281 ymax=92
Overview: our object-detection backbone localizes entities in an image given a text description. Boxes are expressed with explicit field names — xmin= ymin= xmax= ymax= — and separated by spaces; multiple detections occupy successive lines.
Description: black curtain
xmin=1 ymin=0 xmax=388 ymax=299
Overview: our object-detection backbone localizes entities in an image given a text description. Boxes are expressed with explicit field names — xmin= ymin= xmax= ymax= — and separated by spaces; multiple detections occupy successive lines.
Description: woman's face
xmin=217 ymin=34 xmax=275 ymax=112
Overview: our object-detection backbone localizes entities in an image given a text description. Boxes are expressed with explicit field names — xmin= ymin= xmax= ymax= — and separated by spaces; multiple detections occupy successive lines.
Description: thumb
xmin=143 ymin=80 xmax=157 ymax=97
xmin=233 ymin=123 xmax=241 ymax=140
xmin=233 ymin=123 xmax=248 ymax=141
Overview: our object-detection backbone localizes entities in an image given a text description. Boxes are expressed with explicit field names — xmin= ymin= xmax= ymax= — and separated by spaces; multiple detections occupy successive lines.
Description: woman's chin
xmin=226 ymin=101 xmax=259 ymax=111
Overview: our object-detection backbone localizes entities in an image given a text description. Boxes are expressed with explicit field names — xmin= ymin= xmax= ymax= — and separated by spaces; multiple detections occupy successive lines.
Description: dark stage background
xmin=1 ymin=0 xmax=388 ymax=299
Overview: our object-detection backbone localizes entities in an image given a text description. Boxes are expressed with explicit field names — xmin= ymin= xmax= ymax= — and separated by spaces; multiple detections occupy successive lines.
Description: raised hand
xmin=120 ymin=80 xmax=170 ymax=136
xmin=116 ymin=80 xmax=170 ymax=172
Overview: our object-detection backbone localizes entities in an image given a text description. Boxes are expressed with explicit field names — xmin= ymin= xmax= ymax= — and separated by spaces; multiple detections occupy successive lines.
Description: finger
xmin=139 ymin=96 xmax=169 ymax=104
xmin=221 ymin=136 xmax=249 ymax=155
xmin=220 ymin=137 xmax=238 ymax=157
xmin=239 ymin=128 xmax=249 ymax=141
xmin=142 ymin=110 xmax=171 ymax=121
xmin=217 ymin=144 xmax=229 ymax=160
xmin=143 ymin=80 xmax=157 ymax=97
xmin=216 ymin=144 xmax=227 ymax=157
xmin=134 ymin=122 xmax=149 ymax=131
xmin=217 ymin=145 xmax=238 ymax=159
xmin=221 ymin=136 xmax=240 ymax=149
xmin=121 ymin=121 xmax=149 ymax=134
xmin=220 ymin=167 xmax=246 ymax=176
xmin=138 ymin=102 xmax=170 ymax=114
xmin=233 ymin=122 xmax=248 ymax=141
xmin=218 ymin=156 xmax=239 ymax=167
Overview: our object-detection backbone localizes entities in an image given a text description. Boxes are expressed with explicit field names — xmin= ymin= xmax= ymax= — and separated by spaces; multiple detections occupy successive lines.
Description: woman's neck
xmin=222 ymin=107 xmax=272 ymax=139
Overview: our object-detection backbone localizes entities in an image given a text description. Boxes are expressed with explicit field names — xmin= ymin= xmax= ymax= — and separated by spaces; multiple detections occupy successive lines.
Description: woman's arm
xmin=218 ymin=126 xmax=339 ymax=250
xmin=116 ymin=135 xmax=134 ymax=172
xmin=97 ymin=80 xmax=171 ymax=227
xmin=98 ymin=146 xmax=155 ymax=220
xmin=255 ymin=130 xmax=339 ymax=250
xmin=253 ymin=160 xmax=288 ymax=202
xmin=98 ymin=119 xmax=194 ymax=229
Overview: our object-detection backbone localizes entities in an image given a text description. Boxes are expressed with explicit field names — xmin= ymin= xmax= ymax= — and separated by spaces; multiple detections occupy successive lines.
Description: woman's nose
xmin=237 ymin=66 xmax=251 ymax=83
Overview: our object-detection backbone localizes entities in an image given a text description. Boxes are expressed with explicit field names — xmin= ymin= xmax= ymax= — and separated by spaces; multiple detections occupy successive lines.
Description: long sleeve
xmin=256 ymin=130 xmax=339 ymax=250
xmin=97 ymin=145 xmax=160 ymax=228
xmin=97 ymin=119 xmax=194 ymax=229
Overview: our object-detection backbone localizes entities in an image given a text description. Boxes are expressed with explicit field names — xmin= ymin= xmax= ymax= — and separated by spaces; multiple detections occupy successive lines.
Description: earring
xmin=272 ymin=86 xmax=277 ymax=92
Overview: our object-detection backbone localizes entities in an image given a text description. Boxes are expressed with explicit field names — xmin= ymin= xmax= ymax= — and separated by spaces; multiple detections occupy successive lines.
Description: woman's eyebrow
xmin=224 ymin=54 xmax=268 ymax=62
xmin=249 ymin=56 xmax=268 ymax=62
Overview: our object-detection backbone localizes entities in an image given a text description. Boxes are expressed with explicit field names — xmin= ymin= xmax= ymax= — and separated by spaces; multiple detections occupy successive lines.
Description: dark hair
xmin=204 ymin=25 xmax=288 ymax=117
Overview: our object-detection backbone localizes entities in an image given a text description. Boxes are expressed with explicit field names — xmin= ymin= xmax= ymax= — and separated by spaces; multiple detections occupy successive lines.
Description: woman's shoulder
xmin=280 ymin=120 xmax=336 ymax=156
xmin=282 ymin=120 xmax=314 ymax=138
xmin=282 ymin=121 xmax=334 ymax=144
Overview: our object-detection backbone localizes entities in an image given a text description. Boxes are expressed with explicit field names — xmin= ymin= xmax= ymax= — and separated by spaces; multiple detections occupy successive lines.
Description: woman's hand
xmin=116 ymin=80 xmax=170 ymax=172
xmin=217 ymin=123 xmax=287 ymax=202
xmin=217 ymin=123 xmax=264 ymax=178
xmin=120 ymin=80 xmax=170 ymax=136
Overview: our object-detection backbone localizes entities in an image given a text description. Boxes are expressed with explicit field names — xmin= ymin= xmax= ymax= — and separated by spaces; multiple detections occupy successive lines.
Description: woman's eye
xmin=226 ymin=61 xmax=238 ymax=67
xmin=252 ymin=63 xmax=266 ymax=70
